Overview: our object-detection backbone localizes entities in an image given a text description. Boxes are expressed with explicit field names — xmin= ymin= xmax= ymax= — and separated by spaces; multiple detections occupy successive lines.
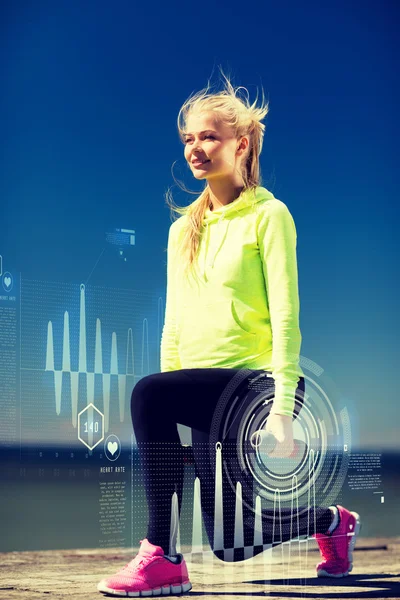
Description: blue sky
xmin=1 ymin=0 xmax=398 ymax=448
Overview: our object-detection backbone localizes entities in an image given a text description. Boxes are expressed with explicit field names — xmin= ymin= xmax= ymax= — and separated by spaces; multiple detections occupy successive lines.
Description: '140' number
xmin=84 ymin=421 xmax=99 ymax=433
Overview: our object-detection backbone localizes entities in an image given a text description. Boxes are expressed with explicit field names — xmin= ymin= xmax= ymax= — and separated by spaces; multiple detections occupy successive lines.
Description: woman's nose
xmin=192 ymin=143 xmax=202 ymax=154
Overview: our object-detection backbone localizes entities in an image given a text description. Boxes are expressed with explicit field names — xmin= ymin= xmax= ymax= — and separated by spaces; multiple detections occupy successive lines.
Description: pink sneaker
xmin=314 ymin=505 xmax=361 ymax=578
xmin=97 ymin=539 xmax=192 ymax=597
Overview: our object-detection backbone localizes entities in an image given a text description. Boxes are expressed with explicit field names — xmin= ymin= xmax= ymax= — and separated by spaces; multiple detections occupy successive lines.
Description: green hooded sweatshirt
xmin=160 ymin=185 xmax=304 ymax=416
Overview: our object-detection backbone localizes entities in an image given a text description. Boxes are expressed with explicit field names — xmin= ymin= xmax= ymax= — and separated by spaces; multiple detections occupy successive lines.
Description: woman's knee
xmin=130 ymin=373 xmax=161 ymax=421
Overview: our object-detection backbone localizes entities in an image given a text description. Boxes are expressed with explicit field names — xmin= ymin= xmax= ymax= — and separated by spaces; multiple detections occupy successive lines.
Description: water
xmin=0 ymin=446 xmax=398 ymax=552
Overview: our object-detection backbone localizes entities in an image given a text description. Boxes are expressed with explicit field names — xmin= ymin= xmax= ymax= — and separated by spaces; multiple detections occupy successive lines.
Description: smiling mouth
xmin=192 ymin=160 xmax=210 ymax=167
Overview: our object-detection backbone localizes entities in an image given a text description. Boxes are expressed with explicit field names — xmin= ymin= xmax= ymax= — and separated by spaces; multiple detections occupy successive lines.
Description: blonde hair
xmin=165 ymin=67 xmax=269 ymax=280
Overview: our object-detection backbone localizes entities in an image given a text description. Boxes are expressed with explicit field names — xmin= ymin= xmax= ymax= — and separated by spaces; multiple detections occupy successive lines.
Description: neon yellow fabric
xmin=160 ymin=185 xmax=304 ymax=415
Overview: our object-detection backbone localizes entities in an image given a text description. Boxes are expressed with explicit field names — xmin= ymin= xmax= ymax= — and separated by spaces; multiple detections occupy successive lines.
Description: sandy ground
xmin=0 ymin=537 xmax=399 ymax=600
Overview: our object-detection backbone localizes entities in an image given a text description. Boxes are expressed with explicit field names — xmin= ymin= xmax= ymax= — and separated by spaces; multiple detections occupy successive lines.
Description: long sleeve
xmin=160 ymin=223 xmax=182 ymax=372
xmin=257 ymin=200 xmax=303 ymax=416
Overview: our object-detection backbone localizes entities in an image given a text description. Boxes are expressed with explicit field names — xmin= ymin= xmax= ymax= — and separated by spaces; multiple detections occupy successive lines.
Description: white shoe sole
xmin=98 ymin=580 xmax=192 ymax=597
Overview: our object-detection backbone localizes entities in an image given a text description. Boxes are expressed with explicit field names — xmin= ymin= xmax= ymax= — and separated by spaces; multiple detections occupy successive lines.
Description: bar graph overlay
xmin=20 ymin=279 xmax=162 ymax=446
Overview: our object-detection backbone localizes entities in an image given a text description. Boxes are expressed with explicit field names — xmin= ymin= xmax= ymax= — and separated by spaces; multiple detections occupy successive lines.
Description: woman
xmin=98 ymin=70 xmax=360 ymax=597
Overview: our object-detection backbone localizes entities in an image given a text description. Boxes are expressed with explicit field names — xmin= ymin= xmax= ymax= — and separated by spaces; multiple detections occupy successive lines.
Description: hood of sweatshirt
xmin=199 ymin=185 xmax=276 ymax=280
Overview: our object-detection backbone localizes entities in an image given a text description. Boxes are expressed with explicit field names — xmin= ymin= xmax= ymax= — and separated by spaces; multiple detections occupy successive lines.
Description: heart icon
xmin=107 ymin=441 xmax=118 ymax=456
xmin=4 ymin=277 xmax=11 ymax=288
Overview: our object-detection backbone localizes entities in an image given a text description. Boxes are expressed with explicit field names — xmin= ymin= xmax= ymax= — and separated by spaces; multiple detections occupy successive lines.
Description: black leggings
xmin=131 ymin=368 xmax=333 ymax=560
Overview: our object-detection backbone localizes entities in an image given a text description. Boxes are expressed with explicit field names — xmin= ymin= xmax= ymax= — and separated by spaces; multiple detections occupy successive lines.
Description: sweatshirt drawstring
xmin=203 ymin=213 xmax=230 ymax=275
xmin=210 ymin=214 xmax=230 ymax=268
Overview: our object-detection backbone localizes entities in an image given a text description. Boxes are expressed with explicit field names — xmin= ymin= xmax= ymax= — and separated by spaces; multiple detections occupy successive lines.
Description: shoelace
xmin=119 ymin=541 xmax=154 ymax=573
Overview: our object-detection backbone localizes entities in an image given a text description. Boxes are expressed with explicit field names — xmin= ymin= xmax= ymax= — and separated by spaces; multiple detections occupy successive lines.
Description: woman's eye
xmin=183 ymin=135 xmax=214 ymax=144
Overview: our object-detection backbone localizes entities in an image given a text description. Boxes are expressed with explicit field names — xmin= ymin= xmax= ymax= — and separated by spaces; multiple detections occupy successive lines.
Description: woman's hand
xmin=264 ymin=413 xmax=294 ymax=458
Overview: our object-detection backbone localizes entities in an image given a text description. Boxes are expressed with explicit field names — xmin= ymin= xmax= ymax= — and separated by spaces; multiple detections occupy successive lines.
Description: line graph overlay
xmin=20 ymin=279 xmax=162 ymax=446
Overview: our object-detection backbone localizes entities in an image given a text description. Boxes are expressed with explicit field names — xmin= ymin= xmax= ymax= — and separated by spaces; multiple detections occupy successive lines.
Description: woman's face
xmin=183 ymin=111 xmax=241 ymax=181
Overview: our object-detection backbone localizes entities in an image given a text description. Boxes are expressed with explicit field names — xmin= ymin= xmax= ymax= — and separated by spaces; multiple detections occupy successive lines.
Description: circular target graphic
xmin=209 ymin=365 xmax=351 ymax=531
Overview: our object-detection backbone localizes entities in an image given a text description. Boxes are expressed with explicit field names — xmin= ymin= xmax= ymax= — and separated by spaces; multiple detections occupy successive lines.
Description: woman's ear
xmin=237 ymin=136 xmax=249 ymax=153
